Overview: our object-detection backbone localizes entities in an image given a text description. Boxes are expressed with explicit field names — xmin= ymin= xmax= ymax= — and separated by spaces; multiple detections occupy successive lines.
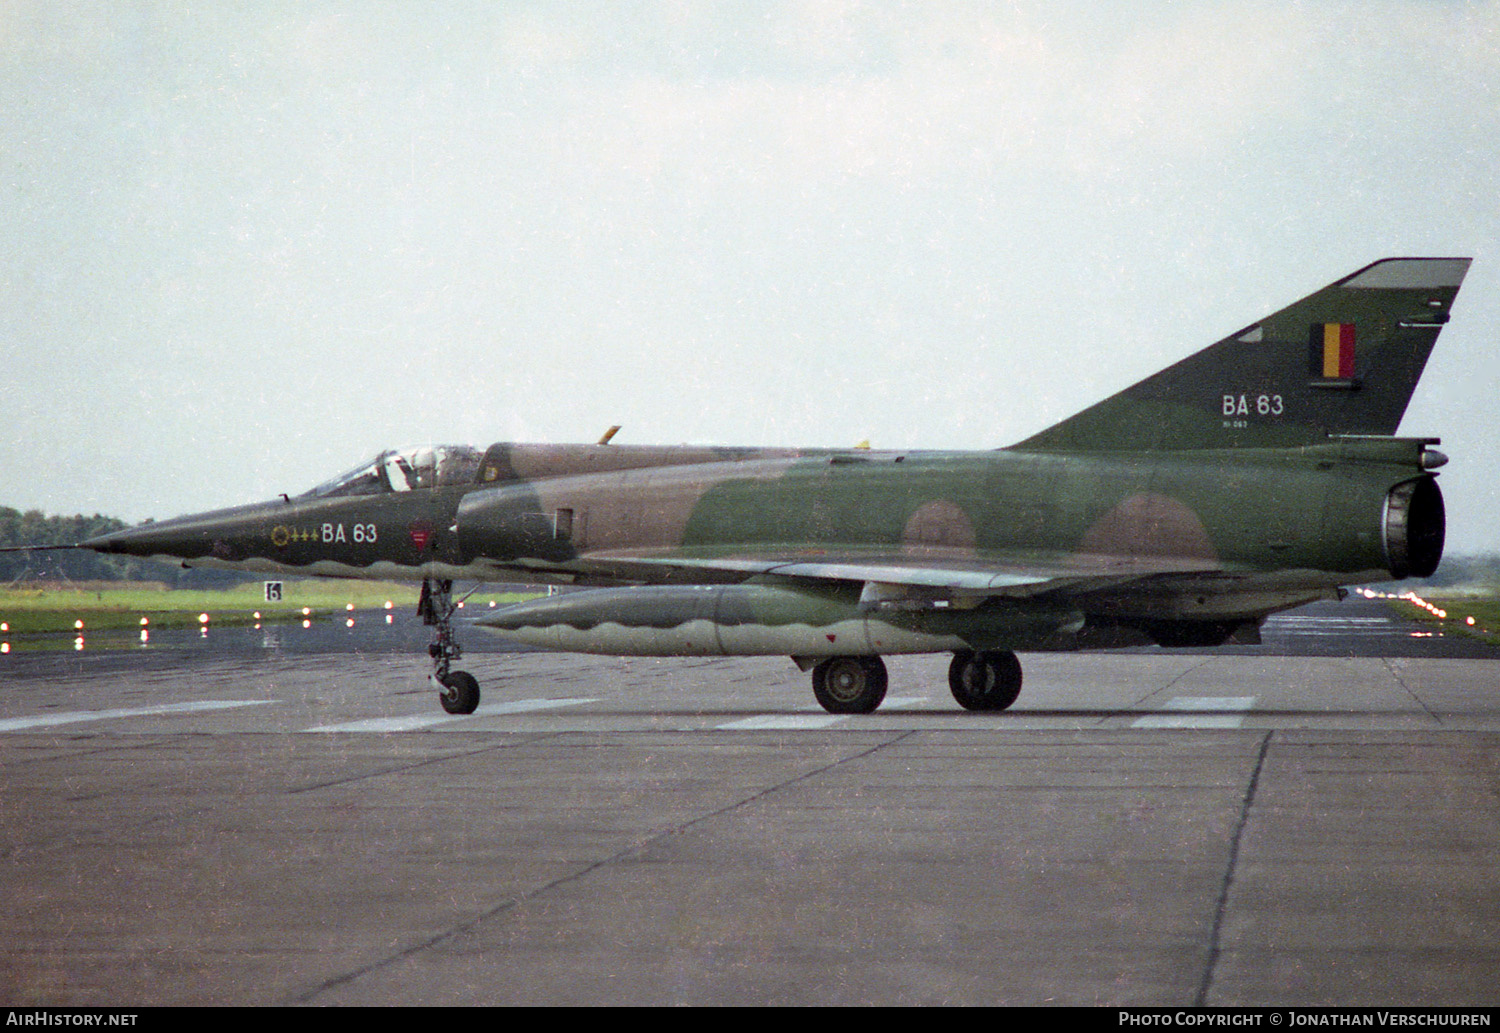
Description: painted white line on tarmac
xmin=482 ymin=696 xmax=599 ymax=715
xmin=0 ymin=699 xmax=274 ymax=733
xmin=1265 ymin=616 xmax=1399 ymax=637
xmin=717 ymin=697 xmax=926 ymax=729
xmin=303 ymin=697 xmax=600 ymax=733
xmin=718 ymin=714 xmax=849 ymax=730
xmin=1271 ymin=616 xmax=1392 ymax=623
xmin=1133 ymin=696 xmax=1256 ymax=729
xmin=304 ymin=714 xmax=460 ymax=733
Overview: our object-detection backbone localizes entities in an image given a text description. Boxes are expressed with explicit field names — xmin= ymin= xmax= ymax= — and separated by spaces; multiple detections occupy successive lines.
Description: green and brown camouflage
xmin=79 ymin=257 xmax=1470 ymax=715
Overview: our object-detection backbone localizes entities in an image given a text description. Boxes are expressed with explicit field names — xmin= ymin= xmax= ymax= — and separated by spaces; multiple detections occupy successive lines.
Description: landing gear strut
xmin=420 ymin=578 xmax=480 ymax=715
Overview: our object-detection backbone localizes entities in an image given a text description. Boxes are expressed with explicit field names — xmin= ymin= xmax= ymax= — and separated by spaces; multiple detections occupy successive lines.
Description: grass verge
xmin=1382 ymin=590 xmax=1500 ymax=645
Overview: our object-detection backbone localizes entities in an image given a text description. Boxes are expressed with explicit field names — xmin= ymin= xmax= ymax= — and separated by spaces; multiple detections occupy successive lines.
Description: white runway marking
xmin=302 ymin=697 xmax=599 ymax=733
xmin=481 ymin=696 xmax=599 ymax=715
xmin=0 ymin=700 xmax=274 ymax=733
xmin=718 ymin=714 xmax=848 ymax=730
xmin=720 ymin=696 xmax=928 ymax=729
xmin=1133 ymin=696 xmax=1256 ymax=729
xmin=1266 ymin=615 xmax=1399 ymax=637
xmin=303 ymin=714 xmax=459 ymax=733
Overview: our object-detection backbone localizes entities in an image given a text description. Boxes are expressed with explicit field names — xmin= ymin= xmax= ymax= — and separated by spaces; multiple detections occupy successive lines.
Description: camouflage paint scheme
xmin=83 ymin=258 xmax=1470 ymax=713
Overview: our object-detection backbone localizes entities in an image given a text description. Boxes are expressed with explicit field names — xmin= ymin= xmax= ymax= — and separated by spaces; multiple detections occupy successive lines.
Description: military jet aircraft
xmin=78 ymin=257 xmax=1469 ymax=716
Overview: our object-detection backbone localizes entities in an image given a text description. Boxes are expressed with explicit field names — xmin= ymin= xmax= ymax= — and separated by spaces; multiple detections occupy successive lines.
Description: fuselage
xmin=85 ymin=437 xmax=1442 ymax=597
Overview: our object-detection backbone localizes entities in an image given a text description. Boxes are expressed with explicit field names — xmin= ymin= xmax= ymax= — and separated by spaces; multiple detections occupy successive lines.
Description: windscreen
xmin=301 ymin=445 xmax=482 ymax=498
xmin=302 ymin=455 xmax=389 ymax=498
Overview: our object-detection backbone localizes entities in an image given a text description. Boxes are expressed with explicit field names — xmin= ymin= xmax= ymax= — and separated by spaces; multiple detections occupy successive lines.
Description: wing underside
xmin=570 ymin=548 xmax=1351 ymax=620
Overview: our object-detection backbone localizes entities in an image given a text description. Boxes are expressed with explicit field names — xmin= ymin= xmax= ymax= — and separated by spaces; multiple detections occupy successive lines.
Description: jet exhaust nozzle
xmin=1384 ymin=476 xmax=1444 ymax=580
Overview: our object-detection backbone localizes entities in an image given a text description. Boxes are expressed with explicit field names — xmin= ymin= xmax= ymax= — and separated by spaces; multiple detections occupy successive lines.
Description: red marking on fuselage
xmin=409 ymin=521 xmax=434 ymax=551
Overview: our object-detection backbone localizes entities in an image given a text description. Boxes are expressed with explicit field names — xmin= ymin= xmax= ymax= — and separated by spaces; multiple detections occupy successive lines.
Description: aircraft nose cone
xmin=79 ymin=529 xmax=125 ymax=553
xmin=80 ymin=515 xmax=230 ymax=560
xmin=80 ymin=525 xmax=176 ymax=557
xmin=78 ymin=500 xmax=283 ymax=563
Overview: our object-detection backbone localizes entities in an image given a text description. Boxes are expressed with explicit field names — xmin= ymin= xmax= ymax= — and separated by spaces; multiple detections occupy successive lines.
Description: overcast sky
xmin=3 ymin=2 xmax=1498 ymax=551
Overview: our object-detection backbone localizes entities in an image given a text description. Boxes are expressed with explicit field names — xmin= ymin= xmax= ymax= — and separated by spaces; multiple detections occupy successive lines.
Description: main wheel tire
xmin=948 ymin=650 xmax=1022 ymax=711
xmin=438 ymin=670 xmax=481 ymax=715
xmin=812 ymin=656 xmax=888 ymax=714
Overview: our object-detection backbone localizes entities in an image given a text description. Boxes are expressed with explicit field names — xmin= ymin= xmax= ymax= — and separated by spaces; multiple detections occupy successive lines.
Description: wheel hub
xmin=961 ymin=661 xmax=994 ymax=696
xmin=827 ymin=662 xmax=865 ymax=702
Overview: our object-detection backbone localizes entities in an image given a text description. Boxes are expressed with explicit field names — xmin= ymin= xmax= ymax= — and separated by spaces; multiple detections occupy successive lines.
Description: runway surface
xmin=2 ymin=597 xmax=1498 ymax=1006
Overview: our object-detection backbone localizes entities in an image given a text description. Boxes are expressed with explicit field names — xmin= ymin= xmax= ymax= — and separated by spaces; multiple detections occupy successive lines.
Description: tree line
xmin=0 ymin=507 xmax=182 ymax=585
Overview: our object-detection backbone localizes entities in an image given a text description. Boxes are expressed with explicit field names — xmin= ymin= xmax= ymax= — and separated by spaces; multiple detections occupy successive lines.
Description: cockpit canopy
xmin=303 ymin=445 xmax=483 ymax=498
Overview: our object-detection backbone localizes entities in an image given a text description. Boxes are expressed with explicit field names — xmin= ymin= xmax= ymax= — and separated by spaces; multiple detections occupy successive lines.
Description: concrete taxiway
xmin=1 ymin=602 xmax=1498 ymax=1006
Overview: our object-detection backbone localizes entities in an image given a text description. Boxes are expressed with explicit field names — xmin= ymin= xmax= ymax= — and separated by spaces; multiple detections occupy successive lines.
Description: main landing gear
xmin=811 ymin=656 xmax=888 ymax=714
xmin=947 ymin=649 xmax=1023 ymax=711
xmin=806 ymin=650 xmax=1024 ymax=715
xmin=420 ymin=578 xmax=480 ymax=715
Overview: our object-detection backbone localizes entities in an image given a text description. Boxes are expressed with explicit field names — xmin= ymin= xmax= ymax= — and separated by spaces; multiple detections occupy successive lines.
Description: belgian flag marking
xmin=1310 ymin=322 xmax=1355 ymax=379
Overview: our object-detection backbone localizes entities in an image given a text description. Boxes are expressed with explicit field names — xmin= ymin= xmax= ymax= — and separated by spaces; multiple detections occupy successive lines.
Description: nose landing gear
xmin=420 ymin=578 xmax=480 ymax=714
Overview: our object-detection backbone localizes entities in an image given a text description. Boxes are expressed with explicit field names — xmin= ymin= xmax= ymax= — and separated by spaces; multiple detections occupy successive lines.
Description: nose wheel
xmin=420 ymin=578 xmax=480 ymax=714
xmin=438 ymin=670 xmax=480 ymax=715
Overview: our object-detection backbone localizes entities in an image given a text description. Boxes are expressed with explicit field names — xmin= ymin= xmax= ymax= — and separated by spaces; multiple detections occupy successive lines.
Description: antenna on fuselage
xmin=597 ymin=425 xmax=622 ymax=445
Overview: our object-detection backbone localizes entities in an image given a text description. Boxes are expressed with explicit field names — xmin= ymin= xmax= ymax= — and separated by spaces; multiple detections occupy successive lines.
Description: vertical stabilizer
xmin=1013 ymin=257 xmax=1470 ymax=452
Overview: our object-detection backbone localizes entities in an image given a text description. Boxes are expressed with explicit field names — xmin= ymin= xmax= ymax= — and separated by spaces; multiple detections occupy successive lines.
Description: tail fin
xmin=1013 ymin=257 xmax=1471 ymax=451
